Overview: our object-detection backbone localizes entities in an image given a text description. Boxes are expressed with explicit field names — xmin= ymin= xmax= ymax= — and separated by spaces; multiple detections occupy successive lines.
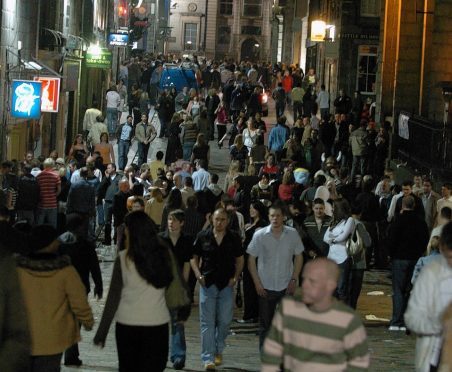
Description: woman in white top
xmin=242 ymin=118 xmax=259 ymax=154
xmin=94 ymin=211 xmax=173 ymax=371
xmin=323 ymin=198 xmax=354 ymax=304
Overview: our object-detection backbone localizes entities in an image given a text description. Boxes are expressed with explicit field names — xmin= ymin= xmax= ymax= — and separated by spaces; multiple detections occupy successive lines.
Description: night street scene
xmin=0 ymin=0 xmax=452 ymax=371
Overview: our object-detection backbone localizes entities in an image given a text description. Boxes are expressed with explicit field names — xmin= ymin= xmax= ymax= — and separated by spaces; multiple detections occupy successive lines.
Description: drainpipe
xmin=203 ymin=0 xmax=208 ymax=52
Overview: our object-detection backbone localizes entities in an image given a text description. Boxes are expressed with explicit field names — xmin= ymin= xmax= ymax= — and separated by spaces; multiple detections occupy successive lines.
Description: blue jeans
xmin=170 ymin=311 xmax=186 ymax=364
xmin=199 ymin=285 xmax=233 ymax=363
xmin=351 ymin=155 xmax=366 ymax=179
xmin=117 ymin=140 xmax=131 ymax=170
xmin=96 ymin=204 xmax=105 ymax=226
xmin=391 ymin=259 xmax=416 ymax=326
xmin=106 ymin=108 xmax=118 ymax=135
xmin=37 ymin=208 xmax=57 ymax=229
xmin=182 ymin=141 xmax=195 ymax=161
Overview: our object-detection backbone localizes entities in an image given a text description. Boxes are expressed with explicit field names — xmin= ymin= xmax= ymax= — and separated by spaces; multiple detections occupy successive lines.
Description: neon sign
xmin=11 ymin=80 xmax=42 ymax=119
xmin=34 ymin=77 xmax=61 ymax=113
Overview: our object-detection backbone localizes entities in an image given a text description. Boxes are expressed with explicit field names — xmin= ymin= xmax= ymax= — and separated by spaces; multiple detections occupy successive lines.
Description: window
xmin=219 ymin=0 xmax=233 ymax=16
xmin=218 ymin=26 xmax=231 ymax=45
xmin=184 ymin=23 xmax=197 ymax=49
xmin=361 ymin=0 xmax=381 ymax=17
xmin=243 ymin=0 xmax=262 ymax=17
xmin=277 ymin=15 xmax=283 ymax=62
xmin=357 ymin=45 xmax=378 ymax=94
xmin=241 ymin=26 xmax=261 ymax=35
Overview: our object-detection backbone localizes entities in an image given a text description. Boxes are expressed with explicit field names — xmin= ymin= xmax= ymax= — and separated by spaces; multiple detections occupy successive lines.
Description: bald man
xmin=261 ymin=258 xmax=370 ymax=372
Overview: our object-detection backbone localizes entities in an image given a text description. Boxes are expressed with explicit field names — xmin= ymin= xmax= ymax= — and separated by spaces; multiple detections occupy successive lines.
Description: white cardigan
xmin=405 ymin=255 xmax=452 ymax=372
xmin=323 ymin=217 xmax=354 ymax=264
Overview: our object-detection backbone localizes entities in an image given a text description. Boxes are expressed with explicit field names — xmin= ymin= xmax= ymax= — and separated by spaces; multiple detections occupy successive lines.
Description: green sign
xmin=85 ymin=50 xmax=112 ymax=69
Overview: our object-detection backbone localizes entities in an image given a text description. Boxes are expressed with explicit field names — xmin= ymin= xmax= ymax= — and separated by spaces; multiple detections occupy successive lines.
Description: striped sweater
xmin=262 ymin=295 xmax=370 ymax=372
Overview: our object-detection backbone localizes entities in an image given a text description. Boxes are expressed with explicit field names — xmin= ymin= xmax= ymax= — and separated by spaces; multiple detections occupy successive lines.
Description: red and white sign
xmin=33 ymin=77 xmax=60 ymax=112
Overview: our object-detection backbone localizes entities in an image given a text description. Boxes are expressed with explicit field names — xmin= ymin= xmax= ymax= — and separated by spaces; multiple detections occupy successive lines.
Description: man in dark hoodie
xmin=388 ymin=195 xmax=429 ymax=331
xmin=59 ymin=214 xmax=103 ymax=366
xmin=16 ymin=164 xmax=40 ymax=225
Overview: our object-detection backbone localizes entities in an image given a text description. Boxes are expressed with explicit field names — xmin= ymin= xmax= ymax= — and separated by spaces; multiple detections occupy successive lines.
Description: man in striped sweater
xmin=261 ymin=258 xmax=370 ymax=371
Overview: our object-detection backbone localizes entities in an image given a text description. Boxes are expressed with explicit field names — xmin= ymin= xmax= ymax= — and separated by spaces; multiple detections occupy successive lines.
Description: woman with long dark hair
xmin=160 ymin=188 xmax=184 ymax=232
xmin=323 ymin=198 xmax=354 ymax=304
xmin=238 ymin=201 xmax=268 ymax=323
xmin=94 ymin=211 xmax=172 ymax=372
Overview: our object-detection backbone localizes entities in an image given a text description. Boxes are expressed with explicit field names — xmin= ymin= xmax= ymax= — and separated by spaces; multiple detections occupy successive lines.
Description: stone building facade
xmin=167 ymin=0 xmax=274 ymax=62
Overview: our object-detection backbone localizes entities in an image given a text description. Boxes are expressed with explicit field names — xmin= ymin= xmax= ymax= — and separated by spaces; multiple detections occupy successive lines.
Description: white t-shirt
xmin=106 ymin=90 xmax=120 ymax=109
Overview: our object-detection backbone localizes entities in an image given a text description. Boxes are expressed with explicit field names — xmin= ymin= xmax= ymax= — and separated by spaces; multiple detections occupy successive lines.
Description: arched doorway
xmin=240 ymin=38 xmax=260 ymax=62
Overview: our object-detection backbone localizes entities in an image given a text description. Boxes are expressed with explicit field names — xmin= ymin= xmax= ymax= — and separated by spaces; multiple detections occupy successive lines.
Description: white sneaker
xmin=388 ymin=326 xmax=400 ymax=331
xmin=399 ymin=326 xmax=407 ymax=331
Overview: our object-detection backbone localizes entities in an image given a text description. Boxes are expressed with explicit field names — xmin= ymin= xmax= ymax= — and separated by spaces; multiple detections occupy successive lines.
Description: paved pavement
xmin=62 ymin=103 xmax=416 ymax=371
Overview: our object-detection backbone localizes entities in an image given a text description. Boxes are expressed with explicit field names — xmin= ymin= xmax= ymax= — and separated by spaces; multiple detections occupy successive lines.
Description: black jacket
xmin=59 ymin=232 xmax=103 ymax=297
xmin=16 ymin=175 xmax=40 ymax=210
xmin=97 ymin=174 xmax=120 ymax=202
xmin=388 ymin=210 xmax=429 ymax=260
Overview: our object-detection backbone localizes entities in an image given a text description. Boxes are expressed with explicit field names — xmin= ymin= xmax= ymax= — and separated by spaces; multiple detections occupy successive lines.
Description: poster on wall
xmin=34 ymin=77 xmax=61 ymax=112
xmin=398 ymin=112 xmax=410 ymax=140
xmin=11 ymin=80 xmax=42 ymax=119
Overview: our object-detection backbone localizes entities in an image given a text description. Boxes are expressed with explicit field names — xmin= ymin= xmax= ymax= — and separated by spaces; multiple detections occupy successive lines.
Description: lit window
xmin=243 ymin=0 xmax=262 ymax=17
xmin=219 ymin=0 xmax=233 ymax=16
xmin=361 ymin=0 xmax=381 ymax=17
xmin=184 ymin=23 xmax=197 ymax=49
xmin=357 ymin=45 xmax=378 ymax=94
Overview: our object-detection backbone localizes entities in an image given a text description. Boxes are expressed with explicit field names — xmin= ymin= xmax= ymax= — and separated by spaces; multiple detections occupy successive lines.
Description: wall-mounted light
xmin=87 ymin=42 xmax=101 ymax=55
xmin=311 ymin=20 xmax=326 ymax=42
xmin=254 ymin=43 xmax=260 ymax=47
xmin=18 ymin=40 xmax=22 ymax=51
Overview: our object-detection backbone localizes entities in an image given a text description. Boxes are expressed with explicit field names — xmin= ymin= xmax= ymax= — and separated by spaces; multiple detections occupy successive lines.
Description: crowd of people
xmin=0 ymin=53 xmax=452 ymax=372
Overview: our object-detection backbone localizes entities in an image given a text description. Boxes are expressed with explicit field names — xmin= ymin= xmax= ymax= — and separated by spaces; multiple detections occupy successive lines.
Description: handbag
xmin=346 ymin=224 xmax=364 ymax=258
xmin=165 ymin=248 xmax=191 ymax=311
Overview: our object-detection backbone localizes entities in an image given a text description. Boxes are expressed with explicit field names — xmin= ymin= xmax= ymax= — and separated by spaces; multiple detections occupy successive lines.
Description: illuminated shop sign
xmin=109 ymin=33 xmax=129 ymax=46
xmin=34 ymin=77 xmax=61 ymax=112
xmin=11 ymin=80 xmax=42 ymax=119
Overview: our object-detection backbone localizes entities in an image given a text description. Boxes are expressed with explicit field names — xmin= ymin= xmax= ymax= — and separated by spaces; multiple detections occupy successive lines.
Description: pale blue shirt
xmin=247 ymin=225 xmax=304 ymax=291
xmin=192 ymin=168 xmax=210 ymax=191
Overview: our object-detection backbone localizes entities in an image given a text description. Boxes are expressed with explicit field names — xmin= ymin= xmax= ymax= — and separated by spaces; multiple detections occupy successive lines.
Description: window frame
xmin=219 ymin=0 xmax=233 ymax=16
xmin=243 ymin=0 xmax=262 ymax=18
xmin=356 ymin=45 xmax=378 ymax=95
xmin=360 ymin=0 xmax=381 ymax=17
xmin=183 ymin=23 xmax=198 ymax=50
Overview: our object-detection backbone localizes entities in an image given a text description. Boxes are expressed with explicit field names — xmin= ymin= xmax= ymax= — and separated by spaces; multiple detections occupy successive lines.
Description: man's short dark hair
xmin=156 ymin=151 xmax=164 ymax=160
xmin=440 ymin=207 xmax=452 ymax=220
xmin=440 ymin=221 xmax=452 ymax=251
xmin=269 ymin=200 xmax=286 ymax=215
xmin=132 ymin=197 xmax=145 ymax=208
xmin=186 ymin=195 xmax=198 ymax=208
xmin=108 ymin=163 xmax=117 ymax=171
xmin=184 ymin=176 xmax=193 ymax=187
xmin=127 ymin=115 xmax=133 ymax=120
xmin=402 ymin=180 xmax=413 ymax=187
xmin=196 ymin=159 xmax=206 ymax=169
xmin=210 ymin=173 xmax=219 ymax=184
xmin=313 ymin=198 xmax=325 ymax=206
xmin=443 ymin=183 xmax=452 ymax=191
xmin=23 ymin=164 xmax=32 ymax=174
xmin=1 ymin=161 xmax=13 ymax=169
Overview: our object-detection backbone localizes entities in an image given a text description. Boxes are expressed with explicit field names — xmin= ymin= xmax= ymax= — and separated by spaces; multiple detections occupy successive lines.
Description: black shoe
xmin=64 ymin=358 xmax=82 ymax=367
xmin=173 ymin=359 xmax=185 ymax=370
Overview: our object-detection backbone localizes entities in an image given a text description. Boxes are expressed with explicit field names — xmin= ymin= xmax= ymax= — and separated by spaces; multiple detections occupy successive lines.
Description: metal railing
xmin=395 ymin=111 xmax=452 ymax=179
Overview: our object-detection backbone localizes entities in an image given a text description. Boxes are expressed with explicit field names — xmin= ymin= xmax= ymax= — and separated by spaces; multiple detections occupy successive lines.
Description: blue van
xmin=159 ymin=64 xmax=198 ymax=92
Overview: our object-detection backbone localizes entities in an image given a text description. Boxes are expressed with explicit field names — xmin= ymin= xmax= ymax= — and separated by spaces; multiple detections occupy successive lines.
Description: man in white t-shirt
xmin=106 ymin=86 xmax=121 ymax=137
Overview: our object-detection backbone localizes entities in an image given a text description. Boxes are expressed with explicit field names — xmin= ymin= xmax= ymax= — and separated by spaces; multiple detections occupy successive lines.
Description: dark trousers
xmin=103 ymin=201 xmax=113 ymax=245
xmin=258 ymin=289 xmax=286 ymax=349
xmin=349 ymin=269 xmax=365 ymax=310
xmin=217 ymin=124 xmax=227 ymax=143
xmin=64 ymin=324 xmax=81 ymax=363
xmin=116 ymin=322 xmax=169 ymax=372
xmin=362 ymin=221 xmax=379 ymax=267
xmin=336 ymin=258 xmax=352 ymax=305
xmin=30 ymin=353 xmax=62 ymax=372
xmin=391 ymin=259 xmax=416 ymax=326
xmin=137 ymin=142 xmax=150 ymax=168
xmin=292 ymin=101 xmax=303 ymax=120
xmin=275 ymin=102 xmax=285 ymax=118
xmin=207 ymin=114 xmax=215 ymax=140
xmin=243 ymin=259 xmax=259 ymax=321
